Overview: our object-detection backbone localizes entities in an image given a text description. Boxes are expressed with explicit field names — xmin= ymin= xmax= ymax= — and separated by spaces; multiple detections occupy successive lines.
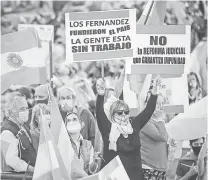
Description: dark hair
xmin=188 ymin=72 xmax=201 ymax=89
xmin=189 ymin=137 xmax=205 ymax=146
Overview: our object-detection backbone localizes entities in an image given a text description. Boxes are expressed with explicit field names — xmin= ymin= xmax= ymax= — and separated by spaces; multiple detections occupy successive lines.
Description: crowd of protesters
xmin=0 ymin=62 xmax=207 ymax=180
xmin=0 ymin=1 xmax=207 ymax=180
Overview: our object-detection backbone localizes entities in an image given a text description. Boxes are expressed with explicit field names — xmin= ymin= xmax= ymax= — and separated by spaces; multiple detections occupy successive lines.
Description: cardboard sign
xmin=18 ymin=24 xmax=54 ymax=43
xmin=65 ymin=9 xmax=136 ymax=62
xmin=126 ymin=25 xmax=190 ymax=75
xmin=80 ymin=156 xmax=130 ymax=180
xmin=124 ymin=25 xmax=190 ymax=114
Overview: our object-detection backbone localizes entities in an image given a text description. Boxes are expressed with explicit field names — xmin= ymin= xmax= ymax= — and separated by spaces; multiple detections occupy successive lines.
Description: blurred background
xmin=1 ymin=1 xmax=207 ymax=88
xmin=0 ymin=2 xmax=207 ymax=179
xmin=1 ymin=0 xmax=207 ymax=109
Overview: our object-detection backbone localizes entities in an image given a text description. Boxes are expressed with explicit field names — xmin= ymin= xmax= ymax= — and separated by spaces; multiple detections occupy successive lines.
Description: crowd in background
xmin=0 ymin=1 xmax=207 ymax=180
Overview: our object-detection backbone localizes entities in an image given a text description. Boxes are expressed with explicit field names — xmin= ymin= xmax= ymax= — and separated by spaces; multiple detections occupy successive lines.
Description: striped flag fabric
xmin=1 ymin=29 xmax=48 ymax=93
xmin=166 ymin=96 xmax=207 ymax=141
xmin=137 ymin=0 xmax=167 ymax=25
xmin=33 ymin=109 xmax=71 ymax=180
xmin=48 ymin=87 xmax=88 ymax=179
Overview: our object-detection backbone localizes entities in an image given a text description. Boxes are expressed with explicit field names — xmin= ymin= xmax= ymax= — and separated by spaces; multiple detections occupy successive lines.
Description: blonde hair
xmin=30 ymin=103 xmax=50 ymax=130
xmin=110 ymin=100 xmax=129 ymax=123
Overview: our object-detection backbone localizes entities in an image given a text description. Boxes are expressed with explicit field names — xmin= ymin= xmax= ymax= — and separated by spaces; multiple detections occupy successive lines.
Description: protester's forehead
xmin=115 ymin=103 xmax=129 ymax=111
xmin=15 ymin=97 xmax=28 ymax=109
xmin=60 ymin=88 xmax=75 ymax=97
xmin=117 ymin=107 xmax=126 ymax=111
xmin=67 ymin=113 xmax=79 ymax=120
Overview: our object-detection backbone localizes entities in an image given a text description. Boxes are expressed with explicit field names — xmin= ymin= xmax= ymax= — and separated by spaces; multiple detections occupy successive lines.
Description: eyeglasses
xmin=115 ymin=110 xmax=130 ymax=116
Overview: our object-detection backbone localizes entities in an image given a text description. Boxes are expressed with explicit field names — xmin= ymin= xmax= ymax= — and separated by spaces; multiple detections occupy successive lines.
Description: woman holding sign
xmin=96 ymin=69 xmax=161 ymax=180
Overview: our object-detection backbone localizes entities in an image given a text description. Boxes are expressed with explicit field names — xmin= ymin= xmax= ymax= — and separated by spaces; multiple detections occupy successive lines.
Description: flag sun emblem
xmin=7 ymin=53 xmax=23 ymax=69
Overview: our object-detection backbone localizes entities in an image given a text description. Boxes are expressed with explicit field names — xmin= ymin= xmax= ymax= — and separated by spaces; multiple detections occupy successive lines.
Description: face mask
xmin=18 ymin=110 xmax=29 ymax=123
xmin=192 ymin=146 xmax=202 ymax=155
xmin=35 ymin=99 xmax=48 ymax=105
xmin=67 ymin=122 xmax=81 ymax=134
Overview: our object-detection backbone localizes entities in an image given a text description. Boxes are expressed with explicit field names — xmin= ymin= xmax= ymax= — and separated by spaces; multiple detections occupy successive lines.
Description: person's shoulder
xmin=0 ymin=130 xmax=16 ymax=142
xmin=79 ymin=107 xmax=91 ymax=115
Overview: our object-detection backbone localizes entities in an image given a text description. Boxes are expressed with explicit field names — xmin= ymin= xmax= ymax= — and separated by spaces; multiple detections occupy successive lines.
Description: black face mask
xmin=35 ymin=99 xmax=48 ymax=105
xmin=192 ymin=146 xmax=202 ymax=156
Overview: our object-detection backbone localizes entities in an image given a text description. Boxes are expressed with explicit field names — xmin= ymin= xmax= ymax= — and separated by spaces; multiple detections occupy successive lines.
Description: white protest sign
xmin=65 ymin=9 xmax=136 ymax=62
xmin=126 ymin=25 xmax=191 ymax=75
xmin=18 ymin=24 xmax=54 ymax=43
xmin=158 ymin=75 xmax=189 ymax=114
xmin=124 ymin=25 xmax=190 ymax=115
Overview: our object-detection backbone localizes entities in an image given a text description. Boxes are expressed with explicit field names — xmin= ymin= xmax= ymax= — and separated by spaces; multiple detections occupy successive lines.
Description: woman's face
xmin=66 ymin=114 xmax=82 ymax=134
xmin=113 ymin=106 xmax=130 ymax=126
xmin=188 ymin=75 xmax=197 ymax=88
xmin=35 ymin=110 xmax=51 ymax=129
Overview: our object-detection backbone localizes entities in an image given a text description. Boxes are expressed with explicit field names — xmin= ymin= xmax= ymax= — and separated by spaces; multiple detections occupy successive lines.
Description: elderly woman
xmin=65 ymin=112 xmax=99 ymax=175
xmin=30 ymin=103 xmax=51 ymax=151
xmin=140 ymin=93 xmax=168 ymax=180
xmin=96 ymin=69 xmax=161 ymax=180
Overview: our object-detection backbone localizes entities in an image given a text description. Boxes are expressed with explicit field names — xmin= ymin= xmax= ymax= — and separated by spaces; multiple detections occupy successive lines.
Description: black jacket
xmin=96 ymin=94 xmax=157 ymax=180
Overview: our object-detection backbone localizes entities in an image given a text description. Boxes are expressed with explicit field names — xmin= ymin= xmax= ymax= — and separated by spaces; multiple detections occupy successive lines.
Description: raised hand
xmin=113 ymin=68 xmax=125 ymax=99
xmin=188 ymin=164 xmax=198 ymax=176
xmin=151 ymin=75 xmax=162 ymax=95
xmin=96 ymin=78 xmax=106 ymax=95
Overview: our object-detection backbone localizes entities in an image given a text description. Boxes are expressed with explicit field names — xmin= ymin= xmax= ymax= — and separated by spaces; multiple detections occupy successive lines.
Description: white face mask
xmin=67 ymin=122 xmax=81 ymax=134
xmin=18 ymin=110 xmax=29 ymax=123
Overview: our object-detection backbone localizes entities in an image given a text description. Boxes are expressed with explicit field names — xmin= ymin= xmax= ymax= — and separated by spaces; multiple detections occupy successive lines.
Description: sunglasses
xmin=115 ymin=110 xmax=130 ymax=116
